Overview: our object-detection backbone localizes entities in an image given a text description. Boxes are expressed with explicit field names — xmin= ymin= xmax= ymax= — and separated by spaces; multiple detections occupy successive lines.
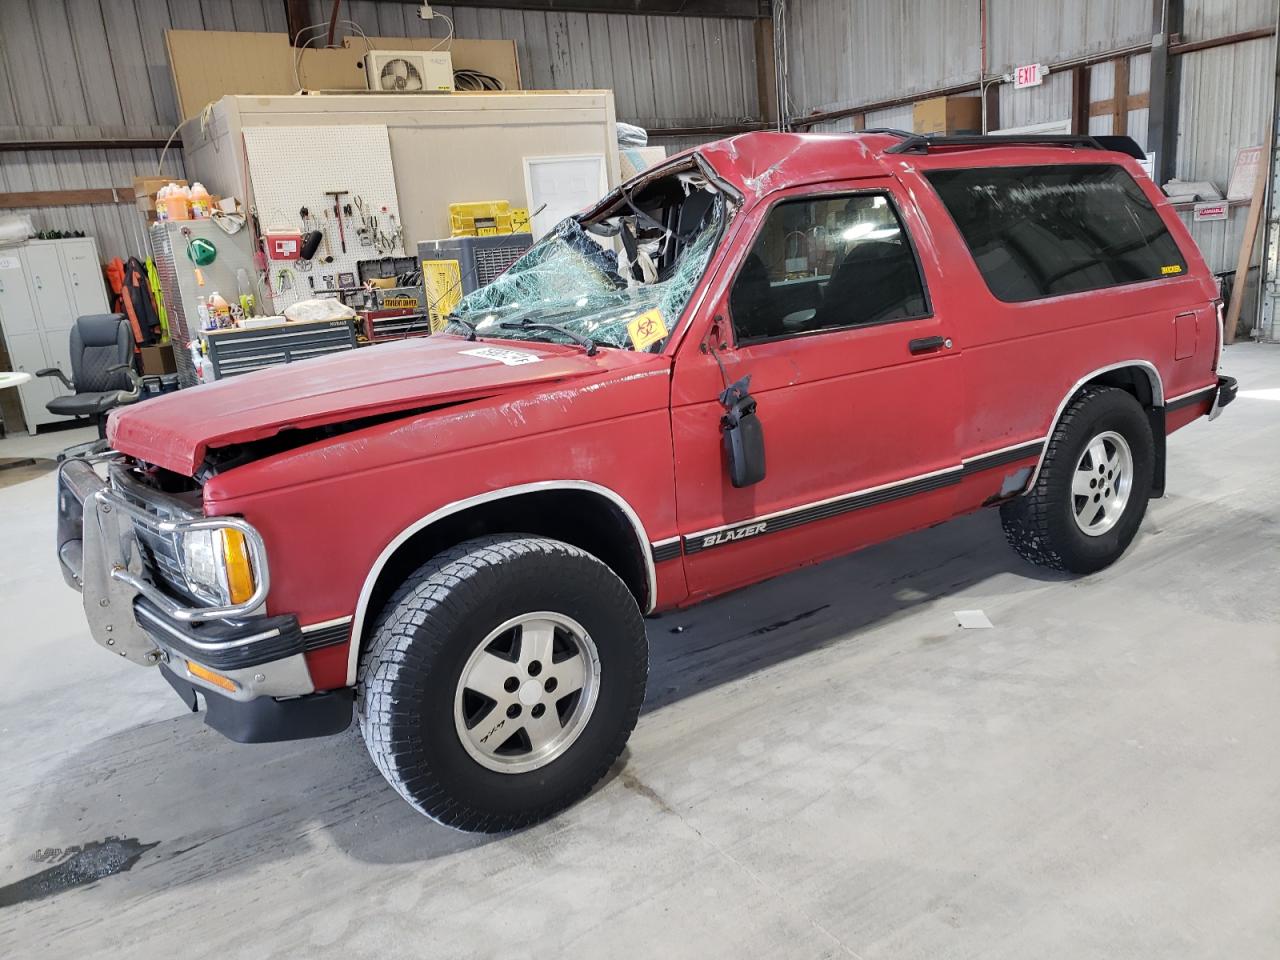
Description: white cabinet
xmin=61 ymin=240 xmax=109 ymax=318
xmin=0 ymin=256 xmax=36 ymax=334
xmin=0 ymin=238 xmax=111 ymax=434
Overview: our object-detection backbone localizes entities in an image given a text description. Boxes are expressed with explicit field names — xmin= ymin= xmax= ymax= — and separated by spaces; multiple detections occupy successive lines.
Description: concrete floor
xmin=2 ymin=346 xmax=1277 ymax=959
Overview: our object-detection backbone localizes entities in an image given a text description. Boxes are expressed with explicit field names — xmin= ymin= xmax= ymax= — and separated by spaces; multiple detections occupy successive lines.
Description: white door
xmin=522 ymin=155 xmax=608 ymax=240
xmin=59 ymin=239 xmax=110 ymax=318
xmin=23 ymin=243 xmax=74 ymax=330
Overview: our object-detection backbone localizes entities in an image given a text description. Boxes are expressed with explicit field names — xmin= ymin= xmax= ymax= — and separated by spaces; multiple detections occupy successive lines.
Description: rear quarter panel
xmin=889 ymin=150 xmax=1220 ymax=508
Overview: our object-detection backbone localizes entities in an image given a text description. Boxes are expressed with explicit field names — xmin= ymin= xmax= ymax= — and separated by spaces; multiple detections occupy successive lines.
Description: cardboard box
xmin=134 ymin=177 xmax=187 ymax=217
xmin=913 ymin=96 xmax=983 ymax=136
xmin=620 ymin=146 xmax=668 ymax=181
xmin=165 ymin=30 xmax=521 ymax=120
xmin=140 ymin=343 xmax=177 ymax=376
xmin=133 ymin=175 xmax=185 ymax=197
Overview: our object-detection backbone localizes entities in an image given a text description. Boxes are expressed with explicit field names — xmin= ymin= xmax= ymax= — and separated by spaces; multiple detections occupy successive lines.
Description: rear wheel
xmin=357 ymin=535 xmax=647 ymax=832
xmin=1001 ymin=386 xmax=1154 ymax=574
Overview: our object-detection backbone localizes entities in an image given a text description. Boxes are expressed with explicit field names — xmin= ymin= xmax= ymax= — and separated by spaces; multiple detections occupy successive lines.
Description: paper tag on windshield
xmin=627 ymin=309 xmax=668 ymax=351
xmin=460 ymin=346 xmax=541 ymax=366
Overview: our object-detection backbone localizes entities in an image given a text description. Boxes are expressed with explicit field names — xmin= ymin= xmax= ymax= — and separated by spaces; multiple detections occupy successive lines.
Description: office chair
xmin=37 ymin=314 xmax=142 ymax=438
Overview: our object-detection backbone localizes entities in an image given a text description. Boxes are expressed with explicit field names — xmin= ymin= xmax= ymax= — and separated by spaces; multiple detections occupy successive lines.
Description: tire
xmin=1000 ymin=386 xmax=1154 ymax=575
xmin=357 ymin=535 xmax=647 ymax=832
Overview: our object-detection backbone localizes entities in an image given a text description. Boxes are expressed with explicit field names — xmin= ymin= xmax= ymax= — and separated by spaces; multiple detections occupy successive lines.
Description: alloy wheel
xmin=453 ymin=612 xmax=600 ymax=774
xmin=1071 ymin=430 xmax=1134 ymax=537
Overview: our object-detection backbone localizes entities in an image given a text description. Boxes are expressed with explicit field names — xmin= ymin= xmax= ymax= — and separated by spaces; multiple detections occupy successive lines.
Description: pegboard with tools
xmin=242 ymin=124 xmax=405 ymax=311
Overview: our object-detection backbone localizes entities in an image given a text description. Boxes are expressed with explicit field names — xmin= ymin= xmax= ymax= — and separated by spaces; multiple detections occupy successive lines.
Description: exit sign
xmin=1013 ymin=63 xmax=1046 ymax=88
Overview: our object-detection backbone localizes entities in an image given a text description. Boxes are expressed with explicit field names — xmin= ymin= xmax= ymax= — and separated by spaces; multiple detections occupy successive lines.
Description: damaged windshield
xmin=447 ymin=166 xmax=727 ymax=353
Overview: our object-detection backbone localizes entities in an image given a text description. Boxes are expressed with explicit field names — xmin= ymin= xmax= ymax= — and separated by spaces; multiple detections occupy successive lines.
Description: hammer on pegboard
xmin=325 ymin=190 xmax=349 ymax=254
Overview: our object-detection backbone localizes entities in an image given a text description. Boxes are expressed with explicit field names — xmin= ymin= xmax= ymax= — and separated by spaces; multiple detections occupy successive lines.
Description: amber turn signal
xmin=187 ymin=660 xmax=238 ymax=693
xmin=221 ymin=529 xmax=255 ymax=605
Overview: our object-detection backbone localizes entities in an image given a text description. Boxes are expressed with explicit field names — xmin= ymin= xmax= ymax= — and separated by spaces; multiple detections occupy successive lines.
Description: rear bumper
xmin=1209 ymin=374 xmax=1237 ymax=421
xmin=56 ymin=456 xmax=351 ymax=742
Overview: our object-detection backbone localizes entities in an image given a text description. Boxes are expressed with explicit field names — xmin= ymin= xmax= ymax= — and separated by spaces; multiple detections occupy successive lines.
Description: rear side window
xmin=925 ymin=164 xmax=1188 ymax=302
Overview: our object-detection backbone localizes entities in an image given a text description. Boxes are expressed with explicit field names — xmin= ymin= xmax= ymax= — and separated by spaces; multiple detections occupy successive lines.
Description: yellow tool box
xmin=449 ymin=201 xmax=531 ymax=237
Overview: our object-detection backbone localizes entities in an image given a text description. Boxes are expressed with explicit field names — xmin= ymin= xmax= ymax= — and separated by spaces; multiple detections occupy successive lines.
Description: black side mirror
xmin=720 ymin=376 xmax=766 ymax=488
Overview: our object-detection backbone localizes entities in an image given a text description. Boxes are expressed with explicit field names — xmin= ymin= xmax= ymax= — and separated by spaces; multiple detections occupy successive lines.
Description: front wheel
xmin=357 ymin=535 xmax=647 ymax=832
xmin=1001 ymin=386 xmax=1154 ymax=574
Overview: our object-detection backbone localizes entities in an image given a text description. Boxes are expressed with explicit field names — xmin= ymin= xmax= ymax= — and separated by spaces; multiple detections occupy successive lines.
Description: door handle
xmin=909 ymin=335 xmax=950 ymax=354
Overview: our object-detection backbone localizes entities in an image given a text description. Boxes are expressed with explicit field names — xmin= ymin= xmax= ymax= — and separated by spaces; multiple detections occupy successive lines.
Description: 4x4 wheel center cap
xmin=518 ymin=679 xmax=542 ymax=706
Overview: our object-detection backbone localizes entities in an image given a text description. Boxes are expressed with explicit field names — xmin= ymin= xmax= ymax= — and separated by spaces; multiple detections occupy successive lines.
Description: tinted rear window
xmin=925 ymin=164 xmax=1187 ymax=302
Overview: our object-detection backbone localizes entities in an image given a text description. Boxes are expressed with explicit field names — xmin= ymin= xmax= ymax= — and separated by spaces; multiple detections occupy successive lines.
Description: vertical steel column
xmin=1147 ymin=0 xmax=1185 ymax=184
xmin=1256 ymin=6 xmax=1280 ymax=342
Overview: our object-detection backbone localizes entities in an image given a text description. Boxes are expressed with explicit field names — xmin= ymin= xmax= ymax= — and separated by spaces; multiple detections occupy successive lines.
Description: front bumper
xmin=56 ymin=456 xmax=352 ymax=742
xmin=161 ymin=666 xmax=354 ymax=744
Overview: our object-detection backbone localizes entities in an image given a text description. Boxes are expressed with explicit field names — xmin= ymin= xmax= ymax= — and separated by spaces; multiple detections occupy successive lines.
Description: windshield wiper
xmin=500 ymin=319 xmax=597 ymax=356
xmin=445 ymin=313 xmax=478 ymax=341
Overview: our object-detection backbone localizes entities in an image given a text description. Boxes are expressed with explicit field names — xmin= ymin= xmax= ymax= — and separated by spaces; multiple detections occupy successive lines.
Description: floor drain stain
xmin=0 ymin=837 xmax=158 ymax=909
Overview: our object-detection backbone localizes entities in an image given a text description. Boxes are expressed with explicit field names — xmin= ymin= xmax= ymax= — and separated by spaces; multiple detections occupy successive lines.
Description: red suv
xmin=56 ymin=131 xmax=1237 ymax=831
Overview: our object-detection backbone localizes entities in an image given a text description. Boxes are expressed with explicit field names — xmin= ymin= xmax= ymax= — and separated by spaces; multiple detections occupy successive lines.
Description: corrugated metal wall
xmin=1183 ymin=0 xmax=1278 ymax=42
xmin=0 ymin=0 xmax=757 ymax=261
xmin=984 ymin=0 xmax=1148 ymax=73
xmin=1177 ymin=33 xmax=1276 ymax=272
xmin=784 ymin=0 xmax=979 ymax=116
xmin=783 ymin=0 xmax=1276 ymax=276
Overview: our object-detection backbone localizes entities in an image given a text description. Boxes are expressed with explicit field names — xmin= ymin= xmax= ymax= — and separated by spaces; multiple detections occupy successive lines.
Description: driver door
xmin=670 ymin=178 xmax=963 ymax=600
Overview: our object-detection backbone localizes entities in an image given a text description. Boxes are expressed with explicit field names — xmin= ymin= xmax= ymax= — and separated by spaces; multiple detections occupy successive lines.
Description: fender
xmin=344 ymin=480 xmax=657 ymax=686
xmin=1024 ymin=360 xmax=1164 ymax=492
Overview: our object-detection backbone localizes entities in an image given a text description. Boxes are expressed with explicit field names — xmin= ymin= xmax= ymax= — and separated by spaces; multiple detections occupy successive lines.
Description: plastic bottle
xmin=188 ymin=340 xmax=206 ymax=383
xmin=196 ymin=295 xmax=212 ymax=330
xmin=190 ymin=182 xmax=211 ymax=219
xmin=208 ymin=291 xmax=231 ymax=328
xmin=155 ymin=184 xmax=170 ymax=222
xmin=235 ymin=268 xmax=256 ymax=316
xmin=164 ymin=183 xmax=191 ymax=221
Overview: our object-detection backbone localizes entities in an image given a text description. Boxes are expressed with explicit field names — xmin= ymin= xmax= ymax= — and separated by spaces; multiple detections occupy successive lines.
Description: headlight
xmin=179 ymin=528 xmax=257 ymax=606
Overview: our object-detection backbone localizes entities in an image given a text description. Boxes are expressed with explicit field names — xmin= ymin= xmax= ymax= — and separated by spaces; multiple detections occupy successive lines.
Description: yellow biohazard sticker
xmin=627 ymin=309 xmax=668 ymax=351
xmin=1161 ymin=264 xmax=1183 ymax=275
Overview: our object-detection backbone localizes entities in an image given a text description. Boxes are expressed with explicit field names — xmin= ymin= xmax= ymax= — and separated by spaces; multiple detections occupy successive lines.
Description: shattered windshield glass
xmin=447 ymin=181 xmax=725 ymax=352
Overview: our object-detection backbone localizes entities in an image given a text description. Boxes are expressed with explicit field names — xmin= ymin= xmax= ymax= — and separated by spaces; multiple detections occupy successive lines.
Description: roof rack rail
xmin=859 ymin=127 xmax=914 ymax=138
xmin=884 ymin=134 xmax=1106 ymax=155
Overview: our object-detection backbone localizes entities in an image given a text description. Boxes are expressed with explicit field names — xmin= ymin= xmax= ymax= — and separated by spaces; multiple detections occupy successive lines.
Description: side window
xmin=728 ymin=192 xmax=928 ymax=344
xmin=925 ymin=164 xmax=1189 ymax=303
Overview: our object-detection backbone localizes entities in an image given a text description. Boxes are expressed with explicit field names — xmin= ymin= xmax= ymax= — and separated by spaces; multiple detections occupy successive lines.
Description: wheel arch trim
xmin=344 ymin=480 xmax=657 ymax=686
xmin=1024 ymin=360 xmax=1164 ymax=491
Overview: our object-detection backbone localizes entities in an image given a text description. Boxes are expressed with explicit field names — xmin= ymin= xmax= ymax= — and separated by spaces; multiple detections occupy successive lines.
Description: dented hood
xmin=108 ymin=335 xmax=650 ymax=475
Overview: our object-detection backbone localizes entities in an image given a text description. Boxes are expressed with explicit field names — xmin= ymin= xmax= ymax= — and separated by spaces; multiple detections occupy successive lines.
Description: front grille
xmin=109 ymin=463 xmax=201 ymax=601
